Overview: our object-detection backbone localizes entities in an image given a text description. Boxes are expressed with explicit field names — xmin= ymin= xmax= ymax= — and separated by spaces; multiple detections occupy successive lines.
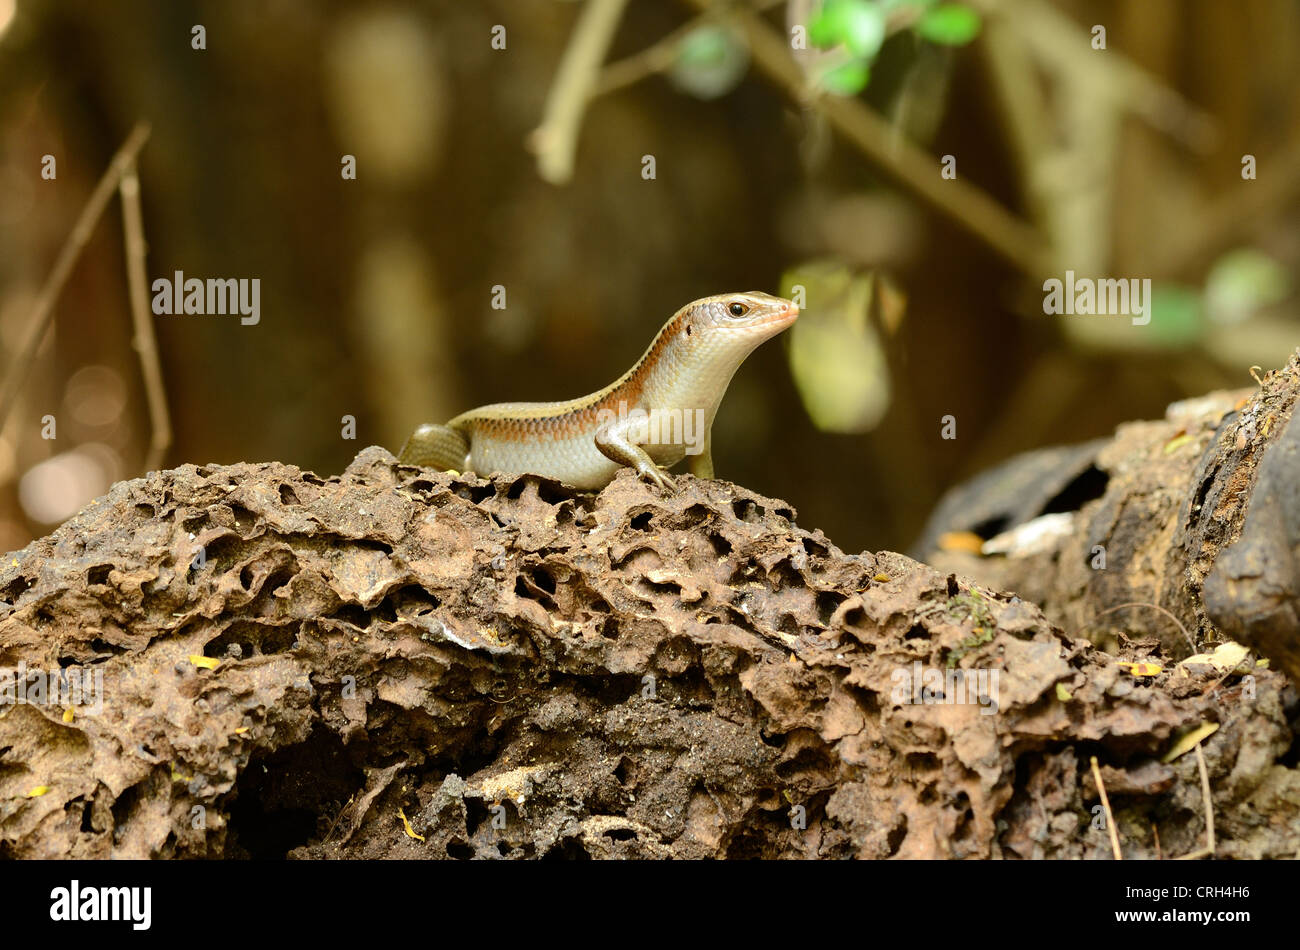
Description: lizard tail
xmin=397 ymin=423 xmax=470 ymax=472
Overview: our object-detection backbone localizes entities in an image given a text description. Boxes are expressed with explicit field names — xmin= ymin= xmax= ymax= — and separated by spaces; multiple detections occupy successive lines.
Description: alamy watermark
xmin=891 ymin=661 xmax=999 ymax=715
xmin=597 ymin=401 xmax=708 ymax=455
xmin=1043 ymin=270 xmax=1151 ymax=326
xmin=0 ymin=662 xmax=104 ymax=715
xmin=151 ymin=271 xmax=260 ymax=325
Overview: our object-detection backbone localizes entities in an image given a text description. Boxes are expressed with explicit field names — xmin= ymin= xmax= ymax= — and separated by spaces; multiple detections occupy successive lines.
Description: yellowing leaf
xmin=62 ymin=707 xmax=74 ymax=723
xmin=782 ymin=263 xmax=892 ymax=433
xmin=1178 ymin=641 xmax=1250 ymax=675
xmin=938 ymin=531 xmax=984 ymax=554
xmin=872 ymin=573 xmax=891 ymax=582
xmin=1161 ymin=722 xmax=1219 ymax=763
xmin=1055 ymin=683 xmax=1073 ymax=702
xmin=1163 ymin=433 xmax=1194 ymax=454
xmin=189 ymin=655 xmax=220 ymax=671
xmin=398 ymin=807 xmax=425 ymax=842
xmin=1120 ymin=661 xmax=1162 ymax=677
xmin=26 ymin=785 xmax=50 ymax=798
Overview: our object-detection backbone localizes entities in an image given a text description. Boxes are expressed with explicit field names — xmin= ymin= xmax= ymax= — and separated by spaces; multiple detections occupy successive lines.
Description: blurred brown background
xmin=1 ymin=0 xmax=1297 ymax=557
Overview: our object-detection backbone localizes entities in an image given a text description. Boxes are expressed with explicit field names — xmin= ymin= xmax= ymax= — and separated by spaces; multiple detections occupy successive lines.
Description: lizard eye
xmin=728 ymin=302 xmax=749 ymax=318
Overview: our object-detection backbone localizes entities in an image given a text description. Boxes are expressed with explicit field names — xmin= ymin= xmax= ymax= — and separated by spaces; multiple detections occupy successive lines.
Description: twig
xmin=592 ymin=18 xmax=701 ymax=99
xmin=678 ymin=0 xmax=1052 ymax=276
xmin=592 ymin=0 xmax=787 ymax=99
xmin=1078 ymin=601 xmax=1198 ymax=656
xmin=1176 ymin=743 xmax=1216 ymax=859
xmin=1090 ymin=756 xmax=1122 ymax=860
xmin=0 ymin=122 xmax=152 ymax=432
xmin=529 ymin=0 xmax=630 ymax=185
xmin=1146 ymin=132 xmax=1300 ymax=276
xmin=120 ymin=157 xmax=172 ymax=473
xmin=1151 ymin=820 xmax=1161 ymax=860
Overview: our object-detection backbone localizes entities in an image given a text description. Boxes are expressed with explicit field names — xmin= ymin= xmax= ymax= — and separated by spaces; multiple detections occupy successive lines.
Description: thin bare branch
xmin=528 ymin=0 xmax=630 ymax=185
xmin=120 ymin=157 xmax=172 ymax=473
xmin=1090 ymin=756 xmax=1123 ymax=860
xmin=0 ymin=122 xmax=152 ymax=430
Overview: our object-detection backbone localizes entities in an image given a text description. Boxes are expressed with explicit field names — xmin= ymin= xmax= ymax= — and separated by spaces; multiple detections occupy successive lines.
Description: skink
xmin=398 ymin=291 xmax=798 ymax=490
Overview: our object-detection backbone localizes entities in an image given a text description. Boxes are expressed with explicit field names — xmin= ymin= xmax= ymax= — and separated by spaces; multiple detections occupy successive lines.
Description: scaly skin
xmin=398 ymin=291 xmax=799 ymax=490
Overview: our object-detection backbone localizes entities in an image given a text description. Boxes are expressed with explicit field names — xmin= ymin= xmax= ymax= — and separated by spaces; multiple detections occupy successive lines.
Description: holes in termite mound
xmin=197 ymin=534 xmax=243 ymax=572
xmin=446 ymin=838 xmax=475 ymax=860
xmin=708 ymin=532 xmax=732 ymax=558
xmin=337 ymin=585 xmax=438 ymax=628
xmin=731 ymin=498 xmax=792 ymax=525
xmin=767 ymin=559 xmax=804 ymax=592
xmin=722 ymin=799 xmax=804 ymax=859
xmin=774 ymin=733 xmax=836 ymax=780
xmin=543 ymin=837 xmax=593 ymax=860
xmin=590 ymin=673 xmax=643 ymax=706
xmin=455 ymin=484 xmax=494 ymax=505
xmin=180 ymin=512 xmax=208 ymax=533
xmin=886 ymin=817 xmax=909 ymax=856
xmin=801 ymin=537 xmax=829 ymax=558
xmin=213 ymin=503 xmax=260 ymax=535
xmin=613 ymin=756 xmax=634 ymax=787
xmin=504 ymin=476 xmax=570 ymax=506
xmin=331 ymin=604 xmax=374 ymax=629
xmin=1042 ymin=464 xmax=1109 ymax=515
xmin=204 ymin=619 xmax=299 ymax=659
xmin=816 ymin=591 xmax=845 ymax=625
xmin=278 ymin=483 xmax=302 ymax=505
xmin=223 ymin=726 xmax=363 ymax=859
xmin=89 ymin=637 xmax=126 ymax=657
xmin=628 ymin=510 xmax=654 ymax=532
xmin=87 ymin=564 xmax=112 ymax=586
xmin=239 ymin=560 xmax=297 ymax=598
xmin=514 ymin=565 xmax=558 ymax=608
xmin=390 ymin=585 xmax=440 ymax=617
xmin=2 ymin=575 xmax=34 ymax=604
xmin=675 ymin=503 xmax=715 ymax=530
xmin=134 ymin=503 xmax=156 ymax=519
xmin=110 ymin=779 xmax=147 ymax=841
xmin=463 ymin=797 xmax=495 ymax=839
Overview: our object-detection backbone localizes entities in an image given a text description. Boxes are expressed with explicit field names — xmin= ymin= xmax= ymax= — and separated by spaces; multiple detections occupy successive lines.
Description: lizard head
xmin=683 ymin=291 xmax=799 ymax=343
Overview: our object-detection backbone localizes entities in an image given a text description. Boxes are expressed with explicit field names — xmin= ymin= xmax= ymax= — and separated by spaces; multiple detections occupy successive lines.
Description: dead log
xmin=918 ymin=352 xmax=1300 ymax=683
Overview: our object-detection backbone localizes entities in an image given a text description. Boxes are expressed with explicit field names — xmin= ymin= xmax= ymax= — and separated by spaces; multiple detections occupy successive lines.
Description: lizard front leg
xmin=594 ymin=414 xmax=675 ymax=491
xmin=687 ymin=425 xmax=714 ymax=479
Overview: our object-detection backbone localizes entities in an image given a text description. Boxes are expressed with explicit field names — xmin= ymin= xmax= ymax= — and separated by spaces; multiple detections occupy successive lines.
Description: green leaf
xmin=916 ymin=3 xmax=981 ymax=45
xmin=1146 ymin=284 xmax=1204 ymax=346
xmin=818 ymin=58 xmax=871 ymax=95
xmin=670 ymin=25 xmax=750 ymax=100
xmin=1204 ymin=248 xmax=1290 ymax=325
xmin=809 ymin=0 xmax=887 ymax=59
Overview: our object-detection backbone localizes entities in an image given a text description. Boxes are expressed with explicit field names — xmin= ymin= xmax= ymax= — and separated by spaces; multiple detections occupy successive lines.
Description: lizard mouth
xmin=766 ymin=303 xmax=799 ymax=328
